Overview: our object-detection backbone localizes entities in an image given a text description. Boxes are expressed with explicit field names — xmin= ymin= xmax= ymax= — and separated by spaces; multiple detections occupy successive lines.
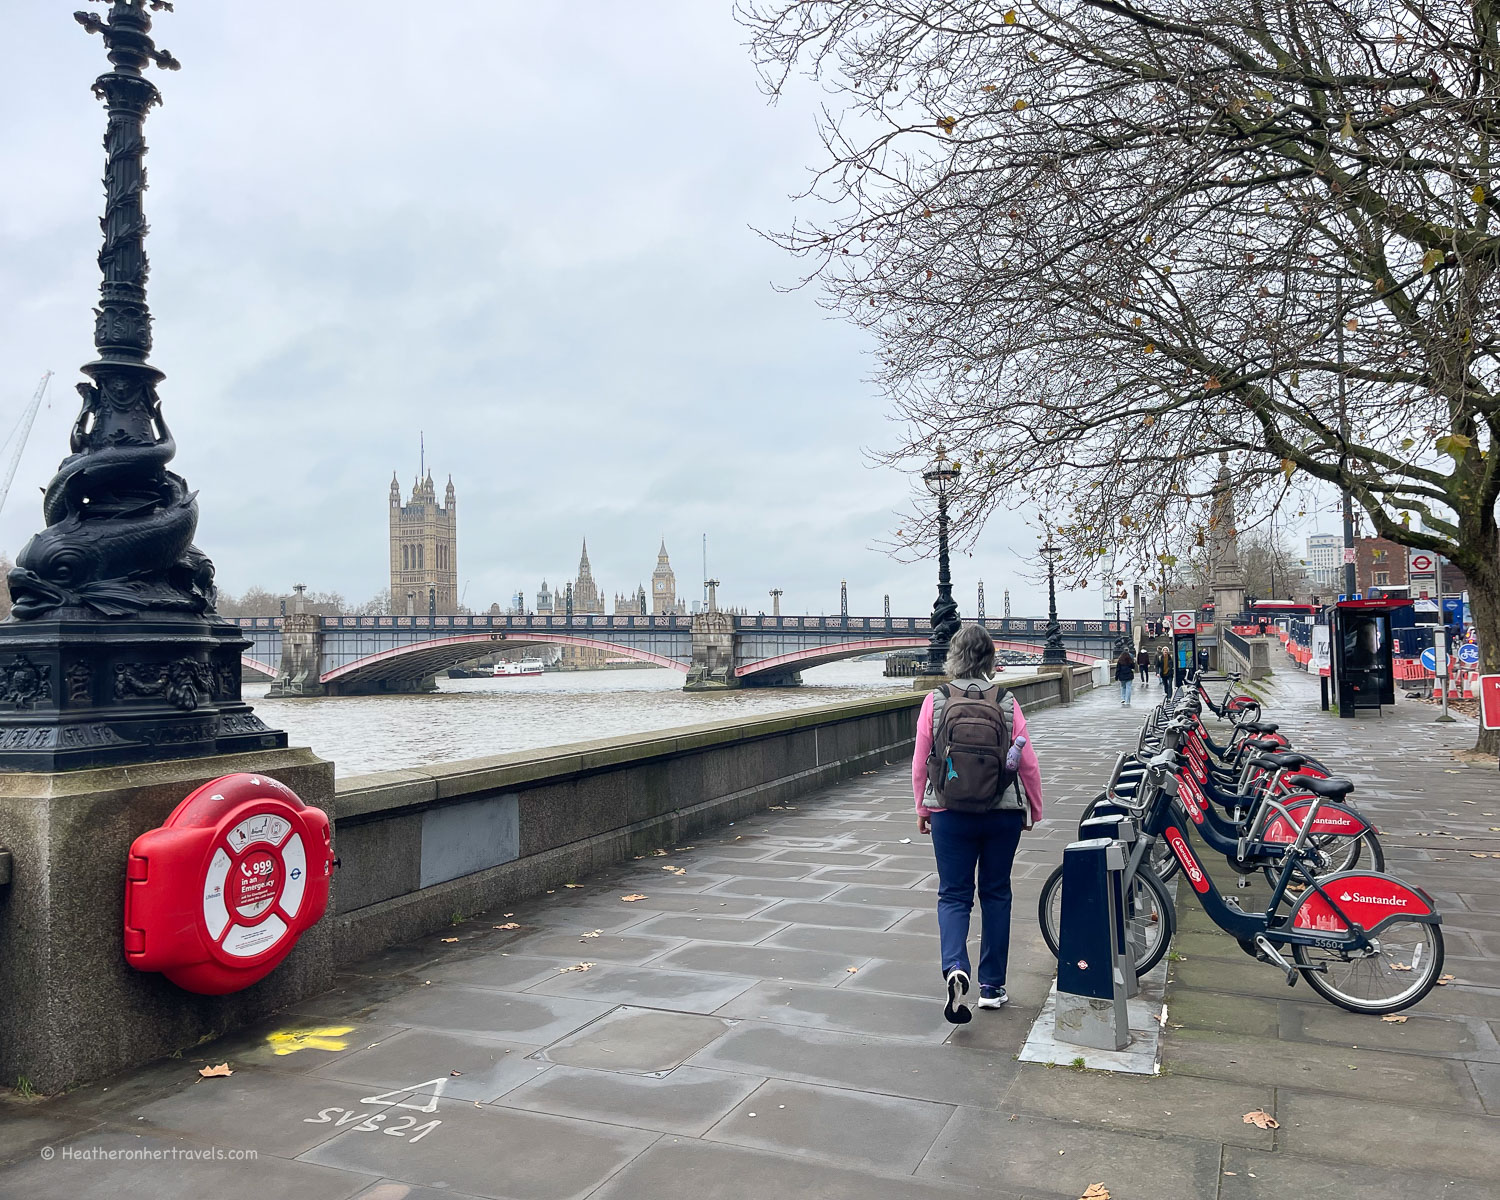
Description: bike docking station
xmin=1019 ymin=816 xmax=1171 ymax=1074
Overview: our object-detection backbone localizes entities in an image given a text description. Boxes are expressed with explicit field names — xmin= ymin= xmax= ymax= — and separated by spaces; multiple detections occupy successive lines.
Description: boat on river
xmin=492 ymin=658 xmax=545 ymax=678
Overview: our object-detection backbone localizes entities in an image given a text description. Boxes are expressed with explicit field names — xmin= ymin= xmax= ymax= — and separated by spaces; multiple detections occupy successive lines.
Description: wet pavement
xmin=1 ymin=664 xmax=1495 ymax=1200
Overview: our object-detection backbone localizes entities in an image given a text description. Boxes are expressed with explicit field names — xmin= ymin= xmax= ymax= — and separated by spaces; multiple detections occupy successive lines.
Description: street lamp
xmin=0 ymin=1 xmax=283 ymax=768
xmin=1039 ymin=542 xmax=1067 ymax=665
xmin=921 ymin=445 xmax=961 ymax=675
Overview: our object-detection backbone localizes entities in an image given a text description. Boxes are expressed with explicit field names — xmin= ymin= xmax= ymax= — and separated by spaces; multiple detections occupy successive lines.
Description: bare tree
xmin=217 ymin=587 xmax=348 ymax=617
xmin=744 ymin=0 xmax=1500 ymax=750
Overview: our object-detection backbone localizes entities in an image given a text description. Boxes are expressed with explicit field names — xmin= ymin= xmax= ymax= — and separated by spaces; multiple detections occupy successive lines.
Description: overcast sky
xmin=0 ymin=3 xmax=1329 ymax=621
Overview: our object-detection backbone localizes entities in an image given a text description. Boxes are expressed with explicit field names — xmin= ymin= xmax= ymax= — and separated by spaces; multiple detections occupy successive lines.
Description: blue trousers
xmin=930 ymin=808 xmax=1026 ymax=987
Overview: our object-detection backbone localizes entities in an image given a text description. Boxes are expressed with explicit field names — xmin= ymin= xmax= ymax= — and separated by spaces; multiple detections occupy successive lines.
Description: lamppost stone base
xmin=0 ymin=745 xmax=334 ymax=1094
xmin=0 ymin=614 xmax=285 ymax=772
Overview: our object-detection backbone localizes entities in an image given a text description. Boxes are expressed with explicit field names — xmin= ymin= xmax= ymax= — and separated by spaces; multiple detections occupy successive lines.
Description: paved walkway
xmin=0 ymin=666 xmax=1494 ymax=1200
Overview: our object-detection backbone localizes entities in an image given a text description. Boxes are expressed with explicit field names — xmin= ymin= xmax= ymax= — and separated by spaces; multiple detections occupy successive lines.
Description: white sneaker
xmin=977 ymin=985 xmax=1009 ymax=1009
xmin=943 ymin=968 xmax=973 ymax=1024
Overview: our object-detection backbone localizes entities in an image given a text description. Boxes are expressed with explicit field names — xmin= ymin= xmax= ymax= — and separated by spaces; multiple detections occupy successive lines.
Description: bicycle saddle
xmin=1241 ymin=737 xmax=1282 ymax=751
xmin=1239 ymin=720 xmax=1279 ymax=733
xmin=1296 ymin=775 xmax=1355 ymax=800
xmin=1250 ymin=751 xmax=1307 ymax=772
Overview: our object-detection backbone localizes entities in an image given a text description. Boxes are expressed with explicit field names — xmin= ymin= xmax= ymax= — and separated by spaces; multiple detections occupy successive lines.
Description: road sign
xmin=1420 ymin=647 xmax=1437 ymax=672
xmin=1457 ymin=643 xmax=1480 ymax=667
xmin=1171 ymin=611 xmax=1195 ymax=633
xmin=1343 ymin=547 xmax=1356 ymax=564
xmin=1409 ymin=551 xmax=1436 ymax=575
xmin=1480 ymin=676 xmax=1500 ymax=729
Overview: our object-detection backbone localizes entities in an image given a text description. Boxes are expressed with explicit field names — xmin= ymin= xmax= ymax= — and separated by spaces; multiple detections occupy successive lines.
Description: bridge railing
xmin=226 ymin=613 xmax=1124 ymax=636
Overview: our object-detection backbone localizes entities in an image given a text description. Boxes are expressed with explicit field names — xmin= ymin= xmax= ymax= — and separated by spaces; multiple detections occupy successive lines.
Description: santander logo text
xmin=1340 ymin=890 xmax=1408 ymax=907
xmin=1165 ymin=827 xmax=1209 ymax=894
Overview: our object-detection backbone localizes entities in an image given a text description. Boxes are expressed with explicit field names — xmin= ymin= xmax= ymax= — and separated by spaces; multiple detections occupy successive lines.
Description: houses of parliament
xmin=388 ymin=472 xmax=686 ymax=665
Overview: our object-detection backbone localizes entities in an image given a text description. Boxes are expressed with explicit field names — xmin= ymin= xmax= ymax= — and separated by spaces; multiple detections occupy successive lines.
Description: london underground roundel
xmin=124 ymin=773 xmax=334 ymax=995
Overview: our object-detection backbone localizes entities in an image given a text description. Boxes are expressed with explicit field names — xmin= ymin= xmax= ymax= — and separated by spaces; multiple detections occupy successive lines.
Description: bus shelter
xmin=1328 ymin=597 xmax=1411 ymax=718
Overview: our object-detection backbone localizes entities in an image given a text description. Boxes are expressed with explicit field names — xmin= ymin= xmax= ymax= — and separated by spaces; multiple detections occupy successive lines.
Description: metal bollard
xmin=1054 ymin=837 xmax=1133 ymax=1051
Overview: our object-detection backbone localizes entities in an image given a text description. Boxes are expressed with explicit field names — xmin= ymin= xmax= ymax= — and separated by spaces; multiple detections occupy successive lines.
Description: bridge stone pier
xmin=237 ymin=612 xmax=1120 ymax=697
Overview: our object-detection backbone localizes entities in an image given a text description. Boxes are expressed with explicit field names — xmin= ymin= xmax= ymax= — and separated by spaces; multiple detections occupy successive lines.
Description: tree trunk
xmin=1467 ymin=569 xmax=1500 ymax=757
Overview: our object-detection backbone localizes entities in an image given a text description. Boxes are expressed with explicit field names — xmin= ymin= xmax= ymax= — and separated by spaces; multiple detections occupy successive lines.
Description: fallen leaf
xmin=1080 ymin=1186 xmax=1110 ymax=1200
xmin=1381 ymin=1014 xmax=1408 ymax=1023
xmin=1389 ymin=962 xmax=1413 ymax=972
xmin=1436 ymin=974 xmax=1456 ymax=985
xmin=559 ymin=962 xmax=595 ymax=973
xmin=652 ymin=849 xmax=668 ymax=857
xmin=1243 ymin=1110 xmax=1279 ymax=1129
xmin=1471 ymin=853 xmax=1490 ymax=859
xmin=494 ymin=923 xmax=520 ymax=930
xmin=440 ymin=937 xmax=459 ymax=943
xmin=198 ymin=1063 xmax=233 ymax=1079
xmin=580 ymin=930 xmax=602 ymax=940
xmin=450 ymin=1070 xmax=463 ymax=1076
xmin=846 ymin=967 xmax=859 ymax=974
xmin=564 ymin=883 xmax=583 ymax=888
xmin=621 ymin=894 xmax=647 ymax=902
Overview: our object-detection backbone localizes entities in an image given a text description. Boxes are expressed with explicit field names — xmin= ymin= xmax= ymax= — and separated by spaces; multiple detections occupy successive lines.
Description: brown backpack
xmin=926 ymin=683 xmax=1018 ymax=812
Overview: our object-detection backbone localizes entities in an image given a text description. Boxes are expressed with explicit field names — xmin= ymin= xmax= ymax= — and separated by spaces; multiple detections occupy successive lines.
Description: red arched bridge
xmin=235 ymin=612 xmax=1119 ymax=696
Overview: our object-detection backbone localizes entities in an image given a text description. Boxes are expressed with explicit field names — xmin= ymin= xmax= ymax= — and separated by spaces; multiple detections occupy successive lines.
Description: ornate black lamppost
xmin=921 ymin=446 xmax=961 ymax=675
xmin=0 ymin=1 xmax=283 ymax=769
xmin=1039 ymin=542 xmax=1068 ymax=665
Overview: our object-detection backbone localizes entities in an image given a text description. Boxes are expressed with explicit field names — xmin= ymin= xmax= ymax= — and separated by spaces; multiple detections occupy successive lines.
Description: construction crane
xmin=0 ymin=372 xmax=53 ymax=518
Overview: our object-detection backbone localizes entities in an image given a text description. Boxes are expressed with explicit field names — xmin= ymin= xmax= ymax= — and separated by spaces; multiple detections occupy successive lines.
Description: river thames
xmin=246 ymin=660 xmax=921 ymax=776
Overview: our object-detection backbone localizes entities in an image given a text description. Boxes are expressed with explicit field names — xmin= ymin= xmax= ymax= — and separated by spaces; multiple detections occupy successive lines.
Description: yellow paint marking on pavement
xmin=265 ymin=1025 xmax=356 ymax=1056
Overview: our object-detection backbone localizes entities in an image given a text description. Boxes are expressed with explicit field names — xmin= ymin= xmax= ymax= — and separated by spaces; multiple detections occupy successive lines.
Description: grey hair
xmin=944 ymin=623 xmax=996 ymax=680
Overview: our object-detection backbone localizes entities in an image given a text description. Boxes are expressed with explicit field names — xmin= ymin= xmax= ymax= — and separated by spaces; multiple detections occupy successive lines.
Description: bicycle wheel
xmin=1038 ymin=863 xmax=1176 ymax=975
xmin=1293 ymin=920 xmax=1444 ymax=1015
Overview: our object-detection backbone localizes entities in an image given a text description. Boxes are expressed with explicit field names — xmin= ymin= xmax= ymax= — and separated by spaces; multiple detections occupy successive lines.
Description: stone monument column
xmin=0 ymin=3 xmax=334 ymax=1093
xmin=1208 ymin=452 xmax=1248 ymax=661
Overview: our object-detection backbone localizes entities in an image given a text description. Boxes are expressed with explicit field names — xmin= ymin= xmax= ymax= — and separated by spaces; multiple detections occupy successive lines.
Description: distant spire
xmin=580 ymin=538 xmax=591 ymax=571
xmin=420 ymin=430 xmax=425 ymax=481
xmin=658 ymin=539 xmax=669 ymax=563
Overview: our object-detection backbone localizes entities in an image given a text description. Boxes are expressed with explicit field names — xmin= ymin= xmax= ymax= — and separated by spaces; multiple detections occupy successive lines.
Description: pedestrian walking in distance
xmin=1115 ymin=649 xmax=1136 ymax=705
xmin=912 ymin=624 xmax=1043 ymax=1023
xmin=1157 ymin=644 xmax=1174 ymax=697
xmin=1136 ymin=645 xmax=1150 ymax=690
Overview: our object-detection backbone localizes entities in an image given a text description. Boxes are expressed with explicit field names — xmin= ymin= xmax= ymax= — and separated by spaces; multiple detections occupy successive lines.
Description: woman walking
xmin=912 ymin=625 xmax=1043 ymax=1023
xmin=1115 ymin=649 xmax=1136 ymax=705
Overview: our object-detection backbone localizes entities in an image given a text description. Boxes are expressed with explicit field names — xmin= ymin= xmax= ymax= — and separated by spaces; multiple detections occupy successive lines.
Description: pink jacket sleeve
xmin=1011 ymin=699 xmax=1044 ymax=825
xmin=912 ymin=691 xmax=936 ymax=815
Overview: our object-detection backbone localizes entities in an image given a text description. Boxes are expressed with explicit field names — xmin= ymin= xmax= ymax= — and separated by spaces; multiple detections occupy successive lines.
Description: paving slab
xmin=309 ymin=1028 xmax=549 ymax=1102
xmin=0 ymin=1129 xmax=365 ymax=1200
xmin=705 ymin=1078 xmax=954 ymax=1173
xmin=129 ymin=1069 xmax=411 ymax=1157
xmin=587 ymin=1135 xmax=1003 ymax=1200
xmin=650 ymin=940 xmax=870 ymax=985
xmin=686 ymin=1022 xmax=1015 ymax=1108
xmin=1002 ymin=1064 xmax=1276 ymax=1149
xmin=1274 ymin=1089 xmax=1500 ymax=1176
xmin=498 ymin=1063 xmax=759 ymax=1136
xmin=622 ymin=915 xmax=786 ymax=944
xmin=702 ymin=878 xmax=844 ymax=901
xmin=536 ymin=1006 xmax=733 ymax=1074
xmin=716 ymin=980 xmax=955 ymax=1042
xmin=753 ymin=899 xmax=910 ymax=930
xmin=917 ymin=1107 xmax=1225 ymax=1200
xmin=363 ymin=985 xmax=612 ymax=1045
xmin=524 ymin=961 xmax=758 ymax=1012
xmin=1216 ymin=1147 xmax=1471 ymax=1200
xmin=298 ymin=1101 xmax=658 ymax=1200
